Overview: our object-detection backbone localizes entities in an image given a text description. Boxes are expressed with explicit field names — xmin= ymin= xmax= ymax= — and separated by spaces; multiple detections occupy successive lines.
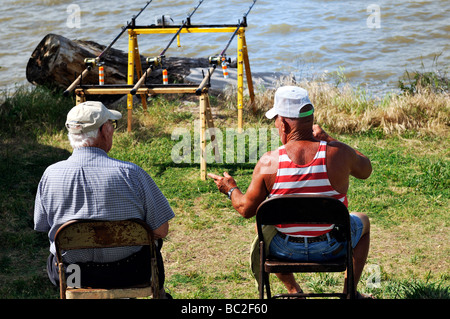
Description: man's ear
xmin=97 ymin=125 xmax=110 ymax=143
xmin=279 ymin=116 xmax=288 ymax=133
xmin=98 ymin=124 xmax=105 ymax=136
xmin=99 ymin=122 xmax=112 ymax=136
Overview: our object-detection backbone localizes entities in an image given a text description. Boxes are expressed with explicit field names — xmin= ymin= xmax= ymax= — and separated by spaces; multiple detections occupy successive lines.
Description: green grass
xmin=0 ymin=83 xmax=448 ymax=299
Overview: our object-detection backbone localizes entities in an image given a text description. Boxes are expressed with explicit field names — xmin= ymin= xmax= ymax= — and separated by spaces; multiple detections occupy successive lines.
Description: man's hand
xmin=208 ymin=155 xmax=274 ymax=219
xmin=152 ymin=222 xmax=169 ymax=239
xmin=207 ymin=172 xmax=237 ymax=195
xmin=313 ymin=124 xmax=335 ymax=143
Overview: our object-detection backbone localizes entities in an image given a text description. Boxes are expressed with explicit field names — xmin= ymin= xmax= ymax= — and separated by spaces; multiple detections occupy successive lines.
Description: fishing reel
xmin=209 ymin=55 xmax=231 ymax=66
xmin=84 ymin=58 xmax=99 ymax=70
xmin=155 ymin=15 xmax=174 ymax=26
xmin=146 ymin=55 xmax=164 ymax=67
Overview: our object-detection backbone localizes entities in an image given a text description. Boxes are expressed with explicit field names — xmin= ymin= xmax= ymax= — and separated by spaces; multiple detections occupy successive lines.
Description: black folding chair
xmin=256 ymin=194 xmax=356 ymax=299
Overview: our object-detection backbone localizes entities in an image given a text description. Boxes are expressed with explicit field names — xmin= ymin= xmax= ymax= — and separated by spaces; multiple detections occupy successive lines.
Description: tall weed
xmin=0 ymin=85 xmax=74 ymax=137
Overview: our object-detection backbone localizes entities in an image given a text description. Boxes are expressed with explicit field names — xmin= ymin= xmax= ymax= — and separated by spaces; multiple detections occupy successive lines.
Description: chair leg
xmin=259 ymin=271 xmax=271 ymax=299
xmin=151 ymin=251 xmax=160 ymax=299
xmin=265 ymin=273 xmax=271 ymax=299
xmin=58 ymin=262 xmax=67 ymax=299
xmin=346 ymin=241 xmax=356 ymax=299
xmin=259 ymin=280 xmax=264 ymax=299
xmin=259 ymin=241 xmax=265 ymax=299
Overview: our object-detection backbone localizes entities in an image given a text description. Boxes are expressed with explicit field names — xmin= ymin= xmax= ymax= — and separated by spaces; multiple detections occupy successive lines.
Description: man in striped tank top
xmin=209 ymin=86 xmax=372 ymax=298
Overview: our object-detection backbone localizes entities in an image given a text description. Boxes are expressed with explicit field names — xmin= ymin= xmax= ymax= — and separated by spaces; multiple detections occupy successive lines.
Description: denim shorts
xmin=268 ymin=214 xmax=364 ymax=262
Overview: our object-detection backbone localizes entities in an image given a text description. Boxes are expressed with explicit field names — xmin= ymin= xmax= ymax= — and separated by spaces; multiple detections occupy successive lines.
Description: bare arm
xmin=208 ymin=151 xmax=277 ymax=219
xmin=152 ymin=222 xmax=169 ymax=239
xmin=313 ymin=124 xmax=372 ymax=179
xmin=349 ymin=146 xmax=372 ymax=179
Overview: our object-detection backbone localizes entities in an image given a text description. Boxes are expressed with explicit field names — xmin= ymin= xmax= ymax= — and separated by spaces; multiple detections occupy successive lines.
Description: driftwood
xmin=26 ymin=33 xmax=216 ymax=90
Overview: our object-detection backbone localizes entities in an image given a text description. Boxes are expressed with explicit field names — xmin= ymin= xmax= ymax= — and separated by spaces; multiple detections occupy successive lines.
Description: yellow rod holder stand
xmin=237 ymin=30 xmax=245 ymax=133
xmin=73 ymin=23 xmax=255 ymax=179
xmin=241 ymin=34 xmax=256 ymax=113
xmin=199 ymin=92 xmax=216 ymax=180
xmin=127 ymin=30 xmax=136 ymax=132
xmin=199 ymin=93 xmax=207 ymax=180
xmin=76 ymin=91 xmax=86 ymax=105
xmin=129 ymin=25 xmax=254 ymax=132
xmin=133 ymin=38 xmax=148 ymax=112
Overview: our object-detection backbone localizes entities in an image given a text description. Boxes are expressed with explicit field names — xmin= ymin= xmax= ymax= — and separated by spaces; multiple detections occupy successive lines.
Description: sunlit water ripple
xmin=0 ymin=0 xmax=448 ymax=96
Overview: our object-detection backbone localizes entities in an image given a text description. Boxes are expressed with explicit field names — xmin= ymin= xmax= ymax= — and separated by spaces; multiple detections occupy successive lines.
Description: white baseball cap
xmin=265 ymin=86 xmax=314 ymax=119
xmin=65 ymin=101 xmax=122 ymax=134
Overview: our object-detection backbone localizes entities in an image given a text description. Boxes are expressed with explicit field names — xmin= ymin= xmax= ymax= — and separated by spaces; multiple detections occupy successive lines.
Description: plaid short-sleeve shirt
xmin=34 ymin=147 xmax=175 ymax=263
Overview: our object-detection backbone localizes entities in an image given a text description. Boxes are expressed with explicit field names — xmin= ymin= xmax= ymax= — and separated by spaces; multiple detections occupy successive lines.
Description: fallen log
xmin=26 ymin=33 xmax=214 ymax=91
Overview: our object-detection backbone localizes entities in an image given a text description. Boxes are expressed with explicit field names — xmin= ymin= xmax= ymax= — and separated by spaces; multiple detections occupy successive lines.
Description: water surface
xmin=0 ymin=0 xmax=448 ymax=95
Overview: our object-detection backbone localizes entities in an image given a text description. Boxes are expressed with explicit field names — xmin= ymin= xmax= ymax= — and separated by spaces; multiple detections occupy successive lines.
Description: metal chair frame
xmin=54 ymin=218 xmax=160 ymax=299
xmin=256 ymin=194 xmax=356 ymax=299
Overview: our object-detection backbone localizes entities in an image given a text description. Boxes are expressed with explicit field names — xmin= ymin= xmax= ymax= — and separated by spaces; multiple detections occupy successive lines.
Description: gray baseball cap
xmin=65 ymin=101 xmax=122 ymax=134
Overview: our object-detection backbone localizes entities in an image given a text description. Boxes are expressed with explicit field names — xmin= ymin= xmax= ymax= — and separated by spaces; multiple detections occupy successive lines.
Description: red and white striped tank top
xmin=269 ymin=141 xmax=348 ymax=237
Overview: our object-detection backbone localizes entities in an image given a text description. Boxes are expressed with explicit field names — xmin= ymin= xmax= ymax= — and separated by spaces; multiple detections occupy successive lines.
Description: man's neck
xmin=287 ymin=129 xmax=315 ymax=142
xmin=283 ymin=118 xmax=316 ymax=142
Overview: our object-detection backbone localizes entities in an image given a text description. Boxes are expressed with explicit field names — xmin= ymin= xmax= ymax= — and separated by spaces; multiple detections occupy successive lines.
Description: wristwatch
xmin=227 ymin=187 xmax=239 ymax=199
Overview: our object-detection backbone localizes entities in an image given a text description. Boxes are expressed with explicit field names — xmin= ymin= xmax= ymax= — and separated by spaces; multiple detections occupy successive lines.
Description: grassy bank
xmin=0 ymin=77 xmax=448 ymax=299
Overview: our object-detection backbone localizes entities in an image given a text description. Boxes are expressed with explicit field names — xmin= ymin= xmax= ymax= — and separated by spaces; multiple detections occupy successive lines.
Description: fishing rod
xmin=160 ymin=0 xmax=204 ymax=57
xmin=63 ymin=0 xmax=153 ymax=96
xmin=130 ymin=0 xmax=205 ymax=95
xmin=196 ymin=0 xmax=257 ymax=95
xmin=219 ymin=0 xmax=257 ymax=58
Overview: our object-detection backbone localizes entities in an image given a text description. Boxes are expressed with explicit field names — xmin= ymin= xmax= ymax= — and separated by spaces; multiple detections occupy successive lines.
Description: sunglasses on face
xmin=100 ymin=120 xmax=118 ymax=131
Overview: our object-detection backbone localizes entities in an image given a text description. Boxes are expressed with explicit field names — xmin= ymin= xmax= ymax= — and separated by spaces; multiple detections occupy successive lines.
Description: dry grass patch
xmin=369 ymin=222 xmax=449 ymax=281
xmin=163 ymin=204 xmax=258 ymax=299
xmin=220 ymin=76 xmax=449 ymax=137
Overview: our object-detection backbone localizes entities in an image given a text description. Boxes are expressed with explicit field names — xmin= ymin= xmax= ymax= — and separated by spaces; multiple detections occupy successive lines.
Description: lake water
xmin=1 ymin=0 xmax=448 ymax=96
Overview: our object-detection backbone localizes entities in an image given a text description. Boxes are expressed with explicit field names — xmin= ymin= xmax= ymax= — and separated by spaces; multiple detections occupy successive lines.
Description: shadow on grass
xmin=150 ymin=161 xmax=257 ymax=178
xmin=0 ymin=138 xmax=70 ymax=298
